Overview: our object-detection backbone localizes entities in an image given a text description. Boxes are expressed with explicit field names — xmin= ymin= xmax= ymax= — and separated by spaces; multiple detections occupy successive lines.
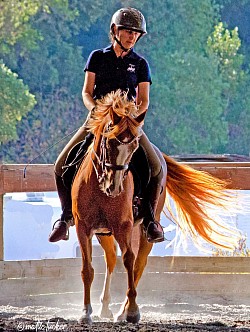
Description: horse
xmin=71 ymin=90 xmax=241 ymax=324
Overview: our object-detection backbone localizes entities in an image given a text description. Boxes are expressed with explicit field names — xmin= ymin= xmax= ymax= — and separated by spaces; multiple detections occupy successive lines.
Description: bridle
xmin=104 ymin=135 xmax=139 ymax=171
xmin=91 ymin=128 xmax=139 ymax=184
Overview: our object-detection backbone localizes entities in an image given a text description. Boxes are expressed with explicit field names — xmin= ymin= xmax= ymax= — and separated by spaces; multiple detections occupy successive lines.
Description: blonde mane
xmin=81 ymin=90 xmax=144 ymax=182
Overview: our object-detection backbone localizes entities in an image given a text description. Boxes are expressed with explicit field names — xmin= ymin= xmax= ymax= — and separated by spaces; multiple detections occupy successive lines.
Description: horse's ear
xmin=111 ymin=111 xmax=122 ymax=125
xmin=134 ymin=111 xmax=146 ymax=124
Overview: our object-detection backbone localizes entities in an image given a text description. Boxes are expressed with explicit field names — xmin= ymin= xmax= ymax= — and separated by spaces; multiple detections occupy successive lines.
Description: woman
xmin=49 ymin=7 xmax=164 ymax=244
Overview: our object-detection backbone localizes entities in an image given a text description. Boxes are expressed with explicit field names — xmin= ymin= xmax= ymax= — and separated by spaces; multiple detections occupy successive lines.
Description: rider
xmin=48 ymin=7 xmax=164 ymax=244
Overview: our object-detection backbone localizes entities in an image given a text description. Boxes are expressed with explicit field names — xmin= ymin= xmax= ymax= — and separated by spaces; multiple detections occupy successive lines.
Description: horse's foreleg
xmin=97 ymin=235 xmax=117 ymax=319
xmin=114 ymin=230 xmax=140 ymax=324
xmin=117 ymin=226 xmax=153 ymax=321
xmin=76 ymin=223 xmax=94 ymax=325
xmin=134 ymin=225 xmax=153 ymax=287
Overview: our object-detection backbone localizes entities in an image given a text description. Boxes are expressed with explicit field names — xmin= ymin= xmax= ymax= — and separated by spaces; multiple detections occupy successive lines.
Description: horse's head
xmin=87 ymin=90 xmax=146 ymax=197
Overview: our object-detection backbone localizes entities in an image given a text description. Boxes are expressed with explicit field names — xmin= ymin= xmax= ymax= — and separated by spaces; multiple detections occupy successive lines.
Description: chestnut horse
xmin=71 ymin=90 xmax=240 ymax=324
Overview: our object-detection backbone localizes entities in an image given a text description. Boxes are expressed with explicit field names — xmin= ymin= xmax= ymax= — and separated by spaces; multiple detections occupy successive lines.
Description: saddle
xmin=62 ymin=134 xmax=150 ymax=221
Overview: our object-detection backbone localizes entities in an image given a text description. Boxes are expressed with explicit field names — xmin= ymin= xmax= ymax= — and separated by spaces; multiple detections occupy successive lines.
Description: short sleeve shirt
xmin=84 ymin=45 xmax=152 ymax=100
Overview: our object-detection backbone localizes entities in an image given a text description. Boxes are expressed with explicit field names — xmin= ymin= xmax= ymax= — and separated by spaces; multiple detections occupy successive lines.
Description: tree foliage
xmin=0 ymin=0 xmax=41 ymax=55
xmin=134 ymin=0 xmax=228 ymax=153
xmin=1 ymin=0 xmax=250 ymax=162
xmin=0 ymin=62 xmax=36 ymax=145
xmin=207 ymin=22 xmax=243 ymax=83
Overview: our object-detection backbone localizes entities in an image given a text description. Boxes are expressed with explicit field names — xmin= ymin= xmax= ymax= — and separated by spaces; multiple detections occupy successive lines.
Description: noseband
xmin=104 ymin=162 xmax=129 ymax=171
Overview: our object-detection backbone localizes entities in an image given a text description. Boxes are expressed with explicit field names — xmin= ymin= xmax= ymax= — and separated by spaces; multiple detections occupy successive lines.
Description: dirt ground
xmin=1 ymin=301 xmax=250 ymax=332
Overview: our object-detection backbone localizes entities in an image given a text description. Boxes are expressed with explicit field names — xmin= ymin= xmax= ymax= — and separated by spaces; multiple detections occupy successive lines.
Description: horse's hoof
xmin=99 ymin=308 xmax=113 ymax=319
xmin=126 ymin=311 xmax=140 ymax=324
xmin=78 ymin=315 xmax=92 ymax=325
xmin=115 ymin=310 xmax=140 ymax=324
xmin=78 ymin=304 xmax=93 ymax=325
xmin=114 ymin=311 xmax=126 ymax=322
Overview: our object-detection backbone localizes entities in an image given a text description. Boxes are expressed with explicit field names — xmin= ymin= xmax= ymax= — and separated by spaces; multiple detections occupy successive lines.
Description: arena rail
xmin=1 ymin=162 xmax=250 ymax=306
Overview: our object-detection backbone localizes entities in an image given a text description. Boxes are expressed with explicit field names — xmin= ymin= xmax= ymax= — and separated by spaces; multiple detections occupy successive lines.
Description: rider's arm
xmin=137 ymin=81 xmax=150 ymax=115
xmin=82 ymin=71 xmax=96 ymax=112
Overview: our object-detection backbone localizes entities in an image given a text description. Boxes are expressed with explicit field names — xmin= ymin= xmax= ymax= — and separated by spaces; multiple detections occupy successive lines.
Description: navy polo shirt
xmin=84 ymin=45 xmax=152 ymax=100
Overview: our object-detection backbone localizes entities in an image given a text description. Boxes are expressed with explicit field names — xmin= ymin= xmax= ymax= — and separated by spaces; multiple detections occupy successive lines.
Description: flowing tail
xmin=162 ymin=153 xmax=242 ymax=250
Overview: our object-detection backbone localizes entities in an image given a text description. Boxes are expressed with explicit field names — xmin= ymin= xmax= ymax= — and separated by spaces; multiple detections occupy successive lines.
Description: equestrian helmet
xmin=110 ymin=7 xmax=147 ymax=35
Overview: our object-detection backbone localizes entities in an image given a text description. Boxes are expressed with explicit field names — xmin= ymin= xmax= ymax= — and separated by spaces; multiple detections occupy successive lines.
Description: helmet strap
xmin=114 ymin=36 xmax=130 ymax=53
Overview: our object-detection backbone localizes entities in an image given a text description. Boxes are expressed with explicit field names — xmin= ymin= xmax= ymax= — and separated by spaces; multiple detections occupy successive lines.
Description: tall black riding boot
xmin=143 ymin=168 xmax=165 ymax=243
xmin=48 ymin=173 xmax=74 ymax=242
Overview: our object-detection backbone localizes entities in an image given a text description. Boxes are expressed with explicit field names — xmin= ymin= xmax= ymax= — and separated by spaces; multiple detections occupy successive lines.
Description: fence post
xmin=0 ymin=194 xmax=3 ymax=260
xmin=0 ymin=164 xmax=3 ymax=260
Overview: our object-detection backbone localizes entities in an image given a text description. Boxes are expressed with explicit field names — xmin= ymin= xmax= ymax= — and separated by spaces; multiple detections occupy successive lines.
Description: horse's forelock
xmin=82 ymin=91 xmax=142 ymax=182
xmin=104 ymin=116 xmax=142 ymax=139
xmin=88 ymin=90 xmax=142 ymax=140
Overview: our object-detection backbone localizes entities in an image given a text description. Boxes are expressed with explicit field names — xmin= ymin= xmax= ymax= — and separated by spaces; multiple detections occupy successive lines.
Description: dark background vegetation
xmin=1 ymin=0 xmax=250 ymax=163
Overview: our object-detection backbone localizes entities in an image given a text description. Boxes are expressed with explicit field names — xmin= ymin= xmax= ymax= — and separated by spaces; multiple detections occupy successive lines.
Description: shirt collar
xmin=103 ymin=45 xmax=135 ymax=59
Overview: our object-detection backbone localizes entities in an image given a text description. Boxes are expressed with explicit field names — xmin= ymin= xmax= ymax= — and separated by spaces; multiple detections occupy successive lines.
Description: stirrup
xmin=52 ymin=217 xmax=74 ymax=228
xmin=62 ymin=217 xmax=74 ymax=240
xmin=49 ymin=217 xmax=74 ymax=242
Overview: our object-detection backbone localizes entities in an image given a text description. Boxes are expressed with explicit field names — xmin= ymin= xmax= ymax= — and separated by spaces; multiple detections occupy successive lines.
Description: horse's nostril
xmin=106 ymin=186 xmax=113 ymax=197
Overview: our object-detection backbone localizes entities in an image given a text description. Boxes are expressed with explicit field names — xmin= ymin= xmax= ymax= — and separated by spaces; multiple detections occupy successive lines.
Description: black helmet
xmin=110 ymin=7 xmax=147 ymax=35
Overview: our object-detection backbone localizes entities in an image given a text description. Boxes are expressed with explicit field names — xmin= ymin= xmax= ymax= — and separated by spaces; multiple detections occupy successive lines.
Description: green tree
xmin=0 ymin=0 xmax=73 ymax=56
xmin=1 ymin=0 xmax=116 ymax=163
xmin=0 ymin=0 xmax=74 ymax=160
xmin=206 ymin=17 xmax=250 ymax=155
xmin=207 ymin=22 xmax=244 ymax=90
xmin=0 ymin=0 xmax=42 ymax=56
xmin=215 ymin=0 xmax=250 ymax=155
xmin=0 ymin=63 xmax=36 ymax=144
xmin=132 ymin=0 xmax=228 ymax=153
xmin=225 ymin=75 xmax=250 ymax=155
xmin=146 ymin=52 xmax=228 ymax=153
xmin=1 ymin=0 xmax=250 ymax=162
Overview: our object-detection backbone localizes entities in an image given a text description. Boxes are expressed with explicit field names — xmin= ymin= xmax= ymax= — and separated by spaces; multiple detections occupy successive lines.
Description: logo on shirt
xmin=127 ymin=64 xmax=135 ymax=73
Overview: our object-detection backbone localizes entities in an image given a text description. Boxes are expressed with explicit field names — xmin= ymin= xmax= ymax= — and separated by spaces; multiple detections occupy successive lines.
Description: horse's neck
xmin=80 ymin=137 xmax=102 ymax=183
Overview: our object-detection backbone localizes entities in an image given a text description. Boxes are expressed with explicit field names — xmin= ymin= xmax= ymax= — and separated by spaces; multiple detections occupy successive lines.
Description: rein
xmin=23 ymin=128 xmax=79 ymax=178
